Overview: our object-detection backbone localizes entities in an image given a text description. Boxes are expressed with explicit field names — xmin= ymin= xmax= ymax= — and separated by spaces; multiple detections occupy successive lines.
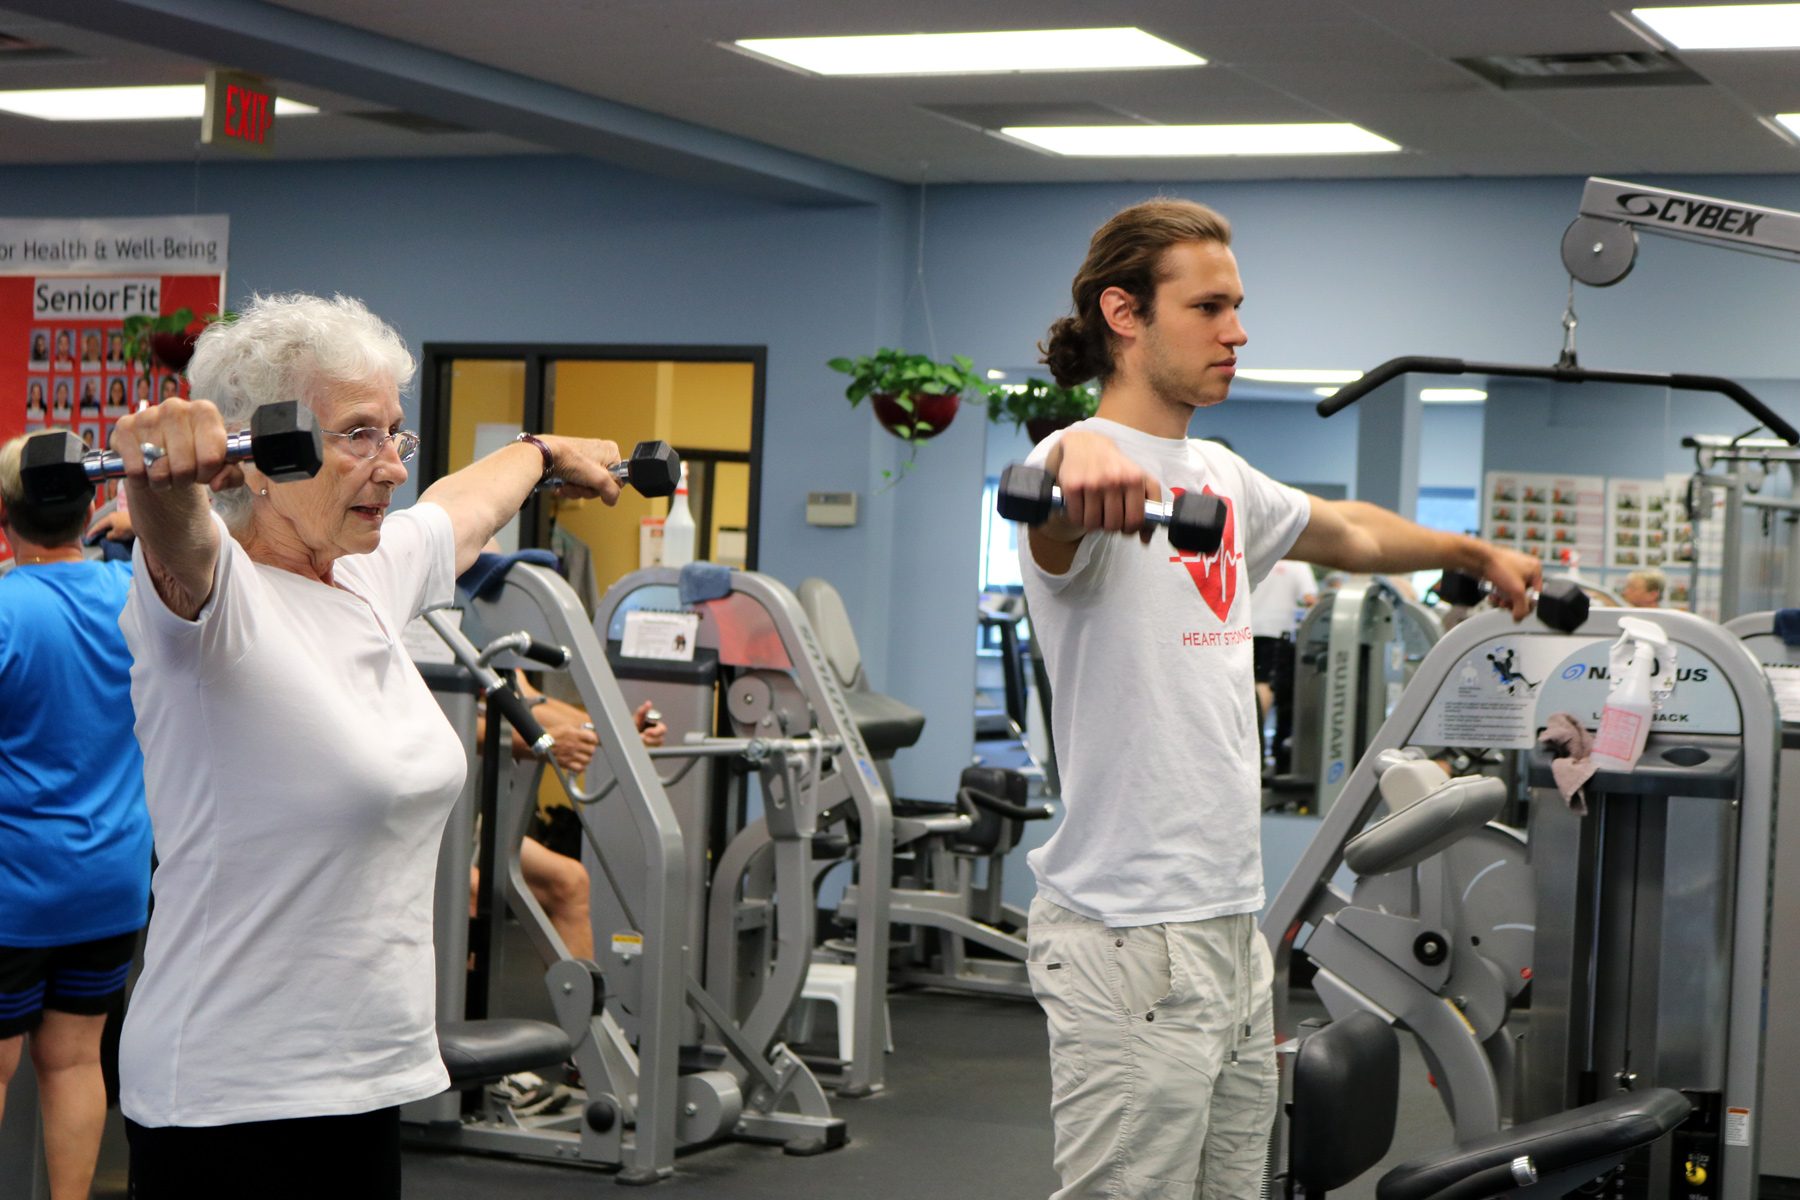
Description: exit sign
xmin=202 ymin=70 xmax=277 ymax=154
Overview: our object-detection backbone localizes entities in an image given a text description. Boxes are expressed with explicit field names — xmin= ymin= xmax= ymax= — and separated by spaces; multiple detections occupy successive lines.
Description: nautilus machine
xmin=401 ymin=559 xmax=884 ymax=1181
xmin=591 ymin=566 xmax=901 ymax=1096
xmin=1263 ymin=602 xmax=1781 ymax=1197
xmin=1273 ymin=577 xmax=1443 ymax=813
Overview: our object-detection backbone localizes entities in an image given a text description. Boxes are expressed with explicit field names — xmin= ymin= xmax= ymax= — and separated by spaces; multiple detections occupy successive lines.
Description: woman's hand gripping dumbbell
xmin=1433 ymin=568 xmax=1589 ymax=633
xmin=21 ymin=400 xmax=322 ymax=504
xmin=997 ymin=462 xmax=1226 ymax=553
xmin=530 ymin=438 xmax=682 ymax=499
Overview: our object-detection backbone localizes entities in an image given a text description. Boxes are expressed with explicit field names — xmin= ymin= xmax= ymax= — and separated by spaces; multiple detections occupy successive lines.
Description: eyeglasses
xmin=324 ymin=427 xmax=421 ymax=462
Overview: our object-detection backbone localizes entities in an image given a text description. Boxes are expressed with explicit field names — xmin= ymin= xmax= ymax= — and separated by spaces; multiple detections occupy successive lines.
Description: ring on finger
xmin=140 ymin=441 xmax=165 ymax=466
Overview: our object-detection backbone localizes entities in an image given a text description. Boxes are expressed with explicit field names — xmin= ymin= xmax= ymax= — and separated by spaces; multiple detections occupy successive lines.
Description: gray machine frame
xmin=836 ymin=790 xmax=1037 ymax=1001
xmin=1686 ymin=435 xmax=1800 ymax=622
xmin=1281 ymin=577 xmax=1441 ymax=812
xmin=404 ymin=562 xmax=847 ymax=1180
xmin=1263 ymin=605 xmax=1779 ymax=1199
xmin=593 ymin=566 xmax=896 ymax=1097
xmin=1722 ymin=612 xmax=1800 ymax=1186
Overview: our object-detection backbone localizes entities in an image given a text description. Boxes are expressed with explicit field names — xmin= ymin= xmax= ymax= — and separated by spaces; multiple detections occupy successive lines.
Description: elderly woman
xmin=111 ymin=293 xmax=624 ymax=1198
xmin=0 ymin=433 xmax=150 ymax=1200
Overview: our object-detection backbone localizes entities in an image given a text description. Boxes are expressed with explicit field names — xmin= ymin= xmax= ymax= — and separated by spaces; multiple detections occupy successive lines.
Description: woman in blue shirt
xmin=0 ymin=430 xmax=150 ymax=1200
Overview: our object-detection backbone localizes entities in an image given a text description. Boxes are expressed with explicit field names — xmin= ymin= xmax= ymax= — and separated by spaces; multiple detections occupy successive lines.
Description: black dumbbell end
xmin=1435 ymin=570 xmax=1485 ymax=607
xmin=625 ymin=441 xmax=680 ymax=497
xmin=1168 ymin=491 xmax=1227 ymax=554
xmin=249 ymin=401 xmax=325 ymax=483
xmin=1535 ymin=579 xmax=1590 ymax=634
xmin=997 ymin=463 xmax=1055 ymax=525
xmin=18 ymin=431 xmax=94 ymax=507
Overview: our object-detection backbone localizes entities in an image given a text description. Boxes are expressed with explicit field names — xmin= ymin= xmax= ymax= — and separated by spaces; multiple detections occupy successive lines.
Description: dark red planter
xmin=870 ymin=391 xmax=960 ymax=440
xmin=149 ymin=331 xmax=198 ymax=374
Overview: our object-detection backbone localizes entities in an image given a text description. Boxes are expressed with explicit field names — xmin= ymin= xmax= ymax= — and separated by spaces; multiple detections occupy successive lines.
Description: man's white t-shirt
xmin=119 ymin=503 xmax=467 ymax=1126
xmin=1251 ymin=559 xmax=1316 ymax=639
xmin=1021 ymin=419 xmax=1311 ymax=927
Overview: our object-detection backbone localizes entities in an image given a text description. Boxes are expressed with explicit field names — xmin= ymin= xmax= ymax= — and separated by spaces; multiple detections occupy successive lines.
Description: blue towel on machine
xmin=456 ymin=549 xmax=560 ymax=600
xmin=1776 ymin=608 xmax=1800 ymax=647
xmin=678 ymin=561 xmax=733 ymax=605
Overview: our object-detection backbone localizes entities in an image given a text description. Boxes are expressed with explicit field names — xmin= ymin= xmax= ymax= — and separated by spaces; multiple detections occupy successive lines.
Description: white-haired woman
xmin=111 ymin=293 xmax=625 ymax=1198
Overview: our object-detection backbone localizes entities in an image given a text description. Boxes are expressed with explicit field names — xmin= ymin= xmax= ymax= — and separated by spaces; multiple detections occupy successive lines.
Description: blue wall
xmin=8 ymin=161 xmax=1800 ymax=797
xmin=1482 ymin=377 xmax=1800 ymax=479
xmin=1420 ymin=403 xmax=1485 ymax=491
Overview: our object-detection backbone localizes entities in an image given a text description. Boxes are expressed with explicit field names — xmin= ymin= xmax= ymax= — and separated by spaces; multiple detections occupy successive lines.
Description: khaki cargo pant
xmin=1027 ymin=895 xmax=1277 ymax=1200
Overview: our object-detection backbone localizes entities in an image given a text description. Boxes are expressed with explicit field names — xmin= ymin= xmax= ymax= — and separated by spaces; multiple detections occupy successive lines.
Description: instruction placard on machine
xmin=1416 ymin=633 xmax=1740 ymax=749
xmin=621 ymin=610 xmax=699 ymax=661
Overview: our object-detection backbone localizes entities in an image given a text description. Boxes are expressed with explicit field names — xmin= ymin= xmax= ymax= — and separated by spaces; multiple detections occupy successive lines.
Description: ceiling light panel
xmin=1632 ymin=4 xmax=1800 ymax=50
xmin=1001 ymin=124 xmax=1401 ymax=157
xmin=1778 ymin=112 xmax=1800 ymax=136
xmin=0 ymin=85 xmax=317 ymax=121
xmin=1419 ymin=388 xmax=1488 ymax=403
xmin=732 ymin=28 xmax=1204 ymax=76
xmin=1236 ymin=369 xmax=1366 ymax=385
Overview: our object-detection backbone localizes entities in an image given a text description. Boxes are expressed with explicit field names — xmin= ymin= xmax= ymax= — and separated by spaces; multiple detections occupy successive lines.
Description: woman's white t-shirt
xmin=119 ymin=503 xmax=466 ymax=1126
xmin=1021 ymin=419 xmax=1311 ymax=927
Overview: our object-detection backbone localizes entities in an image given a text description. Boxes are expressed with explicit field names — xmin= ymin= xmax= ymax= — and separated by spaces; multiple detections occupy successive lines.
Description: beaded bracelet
xmin=514 ymin=432 xmax=555 ymax=484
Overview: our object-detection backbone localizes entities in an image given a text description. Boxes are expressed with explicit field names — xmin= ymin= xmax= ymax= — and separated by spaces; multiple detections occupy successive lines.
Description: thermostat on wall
xmin=806 ymin=491 xmax=859 ymax=527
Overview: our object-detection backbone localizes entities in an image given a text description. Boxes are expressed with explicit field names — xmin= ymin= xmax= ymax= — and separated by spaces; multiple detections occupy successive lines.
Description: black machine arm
xmin=1319 ymin=178 xmax=1800 ymax=444
xmin=1315 ymin=354 xmax=1799 ymax=445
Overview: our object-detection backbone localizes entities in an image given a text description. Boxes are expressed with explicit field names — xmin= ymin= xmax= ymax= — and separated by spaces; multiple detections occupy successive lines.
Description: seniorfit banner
xmin=0 ymin=215 xmax=228 ymax=560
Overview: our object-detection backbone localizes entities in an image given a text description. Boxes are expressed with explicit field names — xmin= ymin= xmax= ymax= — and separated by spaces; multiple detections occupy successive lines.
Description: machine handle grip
xmin=1315 ymin=357 xmax=1468 ymax=417
xmin=487 ymin=683 xmax=550 ymax=753
xmin=517 ymin=639 xmax=572 ymax=668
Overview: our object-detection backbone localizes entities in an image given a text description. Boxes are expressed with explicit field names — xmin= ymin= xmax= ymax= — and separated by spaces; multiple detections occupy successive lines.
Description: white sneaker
xmin=488 ymin=1070 xmax=572 ymax=1117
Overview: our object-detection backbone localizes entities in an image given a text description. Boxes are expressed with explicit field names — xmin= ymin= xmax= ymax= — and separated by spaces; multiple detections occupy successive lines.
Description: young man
xmin=1015 ymin=199 xmax=1540 ymax=1199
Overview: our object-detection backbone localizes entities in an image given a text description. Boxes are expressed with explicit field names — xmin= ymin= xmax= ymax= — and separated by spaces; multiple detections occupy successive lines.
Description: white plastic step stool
xmin=798 ymin=962 xmax=893 ymax=1063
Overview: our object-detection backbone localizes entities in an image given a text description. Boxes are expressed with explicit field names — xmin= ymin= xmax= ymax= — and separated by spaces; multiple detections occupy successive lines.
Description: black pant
xmin=127 ymin=1107 xmax=400 ymax=1199
xmin=1253 ymin=636 xmax=1299 ymax=772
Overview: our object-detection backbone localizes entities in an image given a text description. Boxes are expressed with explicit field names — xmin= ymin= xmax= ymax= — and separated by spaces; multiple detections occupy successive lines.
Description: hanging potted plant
xmin=120 ymin=308 xmax=233 ymax=394
xmin=985 ymin=376 xmax=1100 ymax=443
xmin=121 ymin=307 xmax=200 ymax=384
xmin=827 ymin=348 xmax=986 ymax=479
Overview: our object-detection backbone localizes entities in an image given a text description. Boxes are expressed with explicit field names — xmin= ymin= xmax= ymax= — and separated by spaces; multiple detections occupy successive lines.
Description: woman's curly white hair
xmin=186 ymin=293 xmax=414 ymax=528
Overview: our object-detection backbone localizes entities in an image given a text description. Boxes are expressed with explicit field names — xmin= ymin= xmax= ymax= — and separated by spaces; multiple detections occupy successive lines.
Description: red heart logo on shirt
xmin=1170 ymin=487 xmax=1241 ymax=622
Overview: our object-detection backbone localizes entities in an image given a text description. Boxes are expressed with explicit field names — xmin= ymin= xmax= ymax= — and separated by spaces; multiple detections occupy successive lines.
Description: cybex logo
xmin=1615 ymin=192 xmax=1765 ymax=238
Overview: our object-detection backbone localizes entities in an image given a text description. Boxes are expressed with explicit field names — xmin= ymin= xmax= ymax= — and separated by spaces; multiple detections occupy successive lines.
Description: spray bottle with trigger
xmin=1589 ymin=616 xmax=1672 ymax=772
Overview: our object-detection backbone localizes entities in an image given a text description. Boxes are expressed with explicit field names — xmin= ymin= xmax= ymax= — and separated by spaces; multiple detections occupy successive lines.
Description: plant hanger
xmin=1318 ymin=177 xmax=1800 ymax=446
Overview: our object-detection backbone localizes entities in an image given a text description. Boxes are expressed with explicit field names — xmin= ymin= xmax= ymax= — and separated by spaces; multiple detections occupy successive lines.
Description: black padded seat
xmin=796 ymin=577 xmax=927 ymax=762
xmin=437 ymin=1018 xmax=573 ymax=1088
xmin=842 ymin=689 xmax=926 ymax=759
xmin=1376 ymin=1088 xmax=1691 ymax=1200
xmin=1289 ymin=1012 xmax=1400 ymax=1193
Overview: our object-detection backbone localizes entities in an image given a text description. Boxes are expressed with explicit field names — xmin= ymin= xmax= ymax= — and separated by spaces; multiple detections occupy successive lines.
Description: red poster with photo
xmin=0 ymin=216 xmax=228 ymax=562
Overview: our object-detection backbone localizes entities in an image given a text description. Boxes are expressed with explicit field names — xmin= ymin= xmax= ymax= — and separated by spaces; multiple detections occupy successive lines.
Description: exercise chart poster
xmin=1483 ymin=471 xmax=1604 ymax=567
xmin=0 ymin=215 xmax=228 ymax=562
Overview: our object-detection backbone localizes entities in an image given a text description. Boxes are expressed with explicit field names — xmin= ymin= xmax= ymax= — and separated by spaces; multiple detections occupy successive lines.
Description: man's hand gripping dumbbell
xmin=997 ymin=460 xmax=1226 ymax=554
xmin=1434 ymin=569 xmax=1590 ymax=633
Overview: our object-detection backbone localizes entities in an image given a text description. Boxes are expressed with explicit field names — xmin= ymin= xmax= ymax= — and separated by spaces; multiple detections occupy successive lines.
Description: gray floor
xmin=400 ymin=987 xmax=1458 ymax=1200
xmin=403 ymin=988 xmax=1061 ymax=1198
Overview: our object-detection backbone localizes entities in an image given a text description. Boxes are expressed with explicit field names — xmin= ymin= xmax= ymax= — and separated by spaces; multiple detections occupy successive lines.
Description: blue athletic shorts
xmin=0 ymin=929 xmax=138 ymax=1037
